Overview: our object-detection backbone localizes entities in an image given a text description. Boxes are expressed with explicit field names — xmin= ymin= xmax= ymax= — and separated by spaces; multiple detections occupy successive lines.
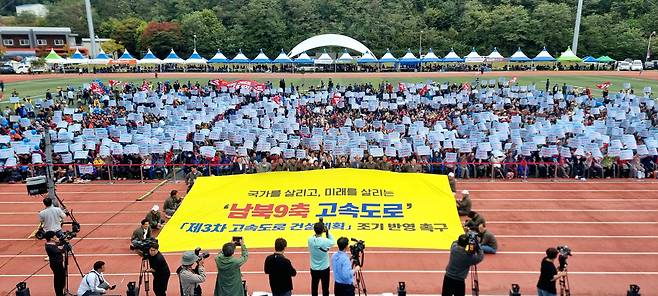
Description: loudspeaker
xmin=26 ymin=176 xmax=48 ymax=196
xmin=15 ymin=282 xmax=30 ymax=296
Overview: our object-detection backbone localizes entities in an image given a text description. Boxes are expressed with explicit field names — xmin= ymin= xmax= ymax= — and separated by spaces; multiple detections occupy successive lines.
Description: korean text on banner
xmin=157 ymin=168 xmax=462 ymax=251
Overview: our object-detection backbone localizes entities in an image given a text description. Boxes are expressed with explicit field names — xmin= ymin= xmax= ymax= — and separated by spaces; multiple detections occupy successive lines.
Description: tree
xmin=180 ymin=9 xmax=226 ymax=58
xmin=234 ymin=0 xmax=287 ymax=54
xmin=99 ymin=17 xmax=146 ymax=55
xmin=461 ymin=2 xmax=532 ymax=55
xmin=100 ymin=39 xmax=125 ymax=57
xmin=12 ymin=12 xmax=45 ymax=26
xmin=138 ymin=22 xmax=183 ymax=59
xmin=45 ymin=0 xmax=99 ymax=38
xmin=0 ymin=45 xmax=5 ymax=58
xmin=529 ymin=2 xmax=573 ymax=56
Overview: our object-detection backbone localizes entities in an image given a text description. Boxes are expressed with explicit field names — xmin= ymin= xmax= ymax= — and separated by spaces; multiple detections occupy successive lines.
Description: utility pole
xmin=647 ymin=31 xmax=656 ymax=65
xmin=84 ymin=0 xmax=97 ymax=58
xmin=572 ymin=0 xmax=584 ymax=55
xmin=419 ymin=30 xmax=423 ymax=58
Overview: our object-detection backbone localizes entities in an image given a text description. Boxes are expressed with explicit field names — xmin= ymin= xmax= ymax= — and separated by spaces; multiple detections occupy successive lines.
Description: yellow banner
xmin=157 ymin=168 xmax=462 ymax=252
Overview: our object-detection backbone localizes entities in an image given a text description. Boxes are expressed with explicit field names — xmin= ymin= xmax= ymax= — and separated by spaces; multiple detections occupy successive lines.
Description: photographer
xmin=264 ymin=238 xmax=297 ymax=296
xmin=77 ymin=261 xmax=116 ymax=296
xmin=178 ymin=251 xmax=206 ymax=296
xmin=214 ymin=238 xmax=249 ymax=296
xmin=308 ymin=221 xmax=335 ymax=296
xmin=39 ymin=197 xmax=66 ymax=236
xmin=477 ymin=224 xmax=498 ymax=254
xmin=441 ymin=234 xmax=484 ymax=296
xmin=130 ymin=219 xmax=152 ymax=250
xmin=331 ymin=237 xmax=360 ymax=296
xmin=147 ymin=243 xmax=170 ymax=296
xmin=44 ymin=231 xmax=65 ymax=296
xmin=536 ymin=248 xmax=567 ymax=296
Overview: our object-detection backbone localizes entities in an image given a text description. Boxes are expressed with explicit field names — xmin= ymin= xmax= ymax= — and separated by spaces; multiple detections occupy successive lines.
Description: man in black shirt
xmin=147 ymin=243 xmax=170 ymax=296
xmin=44 ymin=231 xmax=65 ymax=296
xmin=264 ymin=238 xmax=297 ymax=296
xmin=536 ymin=248 xmax=567 ymax=296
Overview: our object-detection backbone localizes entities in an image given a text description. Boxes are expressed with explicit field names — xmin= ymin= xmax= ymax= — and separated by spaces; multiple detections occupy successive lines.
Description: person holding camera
xmin=308 ymin=221 xmax=335 ymax=296
xmin=44 ymin=231 xmax=65 ymax=296
xmin=537 ymin=248 xmax=567 ymax=296
xmin=131 ymin=219 xmax=152 ymax=250
xmin=214 ymin=238 xmax=249 ymax=296
xmin=331 ymin=237 xmax=360 ymax=296
xmin=441 ymin=234 xmax=484 ymax=296
xmin=39 ymin=197 xmax=66 ymax=236
xmin=178 ymin=251 xmax=206 ymax=296
xmin=477 ymin=223 xmax=497 ymax=254
xmin=77 ymin=261 xmax=116 ymax=296
xmin=147 ymin=243 xmax=170 ymax=296
xmin=264 ymin=238 xmax=297 ymax=296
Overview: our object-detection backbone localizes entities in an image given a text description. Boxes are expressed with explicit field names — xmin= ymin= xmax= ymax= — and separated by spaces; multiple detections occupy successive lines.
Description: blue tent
xmin=294 ymin=52 xmax=314 ymax=64
xmin=399 ymin=49 xmax=420 ymax=65
xmin=251 ymin=49 xmax=271 ymax=63
xmin=230 ymin=49 xmax=251 ymax=64
xmin=582 ymin=56 xmax=598 ymax=63
xmin=533 ymin=47 xmax=556 ymax=62
xmin=94 ymin=50 xmax=110 ymax=60
xmin=421 ymin=48 xmax=441 ymax=63
xmin=273 ymin=49 xmax=293 ymax=64
xmin=118 ymin=50 xmax=136 ymax=60
xmin=379 ymin=49 xmax=398 ymax=63
xmin=357 ymin=51 xmax=378 ymax=64
xmin=208 ymin=50 xmax=229 ymax=64
xmin=509 ymin=47 xmax=531 ymax=62
xmin=442 ymin=48 xmax=464 ymax=63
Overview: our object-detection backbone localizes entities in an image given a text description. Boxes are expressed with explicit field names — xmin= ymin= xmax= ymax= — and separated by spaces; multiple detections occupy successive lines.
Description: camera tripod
xmin=470 ymin=264 xmax=480 ymax=296
xmin=63 ymin=244 xmax=84 ymax=296
xmin=352 ymin=261 xmax=367 ymax=296
xmin=137 ymin=258 xmax=151 ymax=296
xmin=558 ymin=268 xmax=571 ymax=296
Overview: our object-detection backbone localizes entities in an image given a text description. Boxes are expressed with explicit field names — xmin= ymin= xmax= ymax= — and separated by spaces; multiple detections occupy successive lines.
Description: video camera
xmin=194 ymin=247 xmax=210 ymax=261
xmin=132 ymin=238 xmax=158 ymax=259
xmin=557 ymin=245 xmax=572 ymax=271
xmin=465 ymin=231 xmax=480 ymax=255
xmin=349 ymin=238 xmax=366 ymax=267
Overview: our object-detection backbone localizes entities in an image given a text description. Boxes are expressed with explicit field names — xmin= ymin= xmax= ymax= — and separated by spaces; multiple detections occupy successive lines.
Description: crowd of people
xmin=2 ymin=76 xmax=658 ymax=184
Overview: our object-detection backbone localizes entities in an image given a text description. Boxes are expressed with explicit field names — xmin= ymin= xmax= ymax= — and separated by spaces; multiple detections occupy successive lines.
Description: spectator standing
xmin=214 ymin=239 xmax=249 ymax=296
xmin=264 ymin=238 xmax=297 ymax=296
xmin=308 ymin=222 xmax=334 ymax=296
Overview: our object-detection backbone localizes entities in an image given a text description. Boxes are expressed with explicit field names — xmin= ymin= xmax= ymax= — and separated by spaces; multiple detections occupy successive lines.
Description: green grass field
xmin=2 ymin=74 xmax=658 ymax=106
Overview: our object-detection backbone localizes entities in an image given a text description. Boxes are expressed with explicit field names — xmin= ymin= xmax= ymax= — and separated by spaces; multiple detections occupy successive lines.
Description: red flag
xmin=596 ymin=81 xmax=611 ymax=89
xmin=463 ymin=82 xmax=472 ymax=94
xmin=398 ymin=83 xmax=407 ymax=92
xmin=108 ymin=80 xmax=120 ymax=88
xmin=419 ymin=84 xmax=429 ymax=96
xmin=141 ymin=80 xmax=150 ymax=92
xmin=509 ymin=76 xmax=518 ymax=84
xmin=272 ymin=94 xmax=282 ymax=105
xmin=90 ymin=82 xmax=104 ymax=95
xmin=210 ymin=79 xmax=226 ymax=89
xmin=331 ymin=92 xmax=341 ymax=105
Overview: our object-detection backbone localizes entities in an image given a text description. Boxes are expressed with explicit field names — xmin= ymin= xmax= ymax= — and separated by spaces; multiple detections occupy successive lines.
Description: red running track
xmin=0 ymin=180 xmax=657 ymax=295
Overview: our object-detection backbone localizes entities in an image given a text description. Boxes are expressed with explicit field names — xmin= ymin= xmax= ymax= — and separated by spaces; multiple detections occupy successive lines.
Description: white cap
xmin=152 ymin=205 xmax=159 ymax=211
xmin=448 ymin=172 xmax=455 ymax=177
xmin=462 ymin=190 xmax=469 ymax=195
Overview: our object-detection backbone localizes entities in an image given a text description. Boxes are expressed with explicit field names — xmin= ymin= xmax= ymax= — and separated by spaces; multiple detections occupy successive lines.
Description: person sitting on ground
xmin=477 ymin=223 xmax=497 ymax=254
xmin=464 ymin=211 xmax=485 ymax=231
xmin=448 ymin=172 xmax=457 ymax=194
xmin=163 ymin=190 xmax=182 ymax=219
xmin=130 ymin=219 xmax=152 ymax=250
xmin=456 ymin=190 xmax=472 ymax=216
xmin=145 ymin=205 xmax=164 ymax=230
xmin=77 ymin=261 xmax=116 ymax=296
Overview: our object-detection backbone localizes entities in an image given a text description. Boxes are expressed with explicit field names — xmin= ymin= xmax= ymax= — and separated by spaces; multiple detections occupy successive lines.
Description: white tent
xmin=162 ymin=49 xmax=185 ymax=64
xmin=421 ymin=48 xmax=441 ymax=63
xmin=294 ymin=52 xmax=314 ymax=64
xmin=185 ymin=49 xmax=207 ymax=65
xmin=509 ymin=48 xmax=531 ymax=62
xmin=65 ymin=49 xmax=89 ymax=64
xmin=207 ymin=50 xmax=229 ymax=64
xmin=289 ymin=34 xmax=372 ymax=57
xmin=442 ymin=49 xmax=463 ymax=63
xmin=137 ymin=49 xmax=162 ymax=65
xmin=89 ymin=49 xmax=111 ymax=65
xmin=464 ymin=48 xmax=484 ymax=63
xmin=533 ymin=47 xmax=556 ymax=62
xmin=379 ymin=49 xmax=398 ymax=63
xmin=336 ymin=50 xmax=355 ymax=64
xmin=486 ymin=47 xmax=505 ymax=62
xmin=314 ymin=50 xmax=334 ymax=65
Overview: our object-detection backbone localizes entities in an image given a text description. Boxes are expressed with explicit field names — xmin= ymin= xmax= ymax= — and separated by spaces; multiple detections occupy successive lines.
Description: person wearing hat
xmin=448 ymin=172 xmax=457 ymax=194
xmin=214 ymin=238 xmax=249 ymax=296
xmin=44 ymin=231 xmax=66 ymax=296
xmin=146 ymin=205 xmax=164 ymax=230
xmin=178 ymin=251 xmax=206 ymax=296
xmin=456 ymin=190 xmax=472 ymax=216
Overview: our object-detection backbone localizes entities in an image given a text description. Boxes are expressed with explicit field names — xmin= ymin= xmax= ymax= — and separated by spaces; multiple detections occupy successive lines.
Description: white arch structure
xmin=288 ymin=34 xmax=372 ymax=58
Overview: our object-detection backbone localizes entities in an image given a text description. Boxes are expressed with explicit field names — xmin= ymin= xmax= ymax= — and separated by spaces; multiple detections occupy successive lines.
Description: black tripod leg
xmin=68 ymin=250 xmax=84 ymax=277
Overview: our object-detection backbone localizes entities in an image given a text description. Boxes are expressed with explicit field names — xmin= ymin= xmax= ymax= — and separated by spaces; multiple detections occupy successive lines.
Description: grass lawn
xmin=2 ymin=74 xmax=658 ymax=107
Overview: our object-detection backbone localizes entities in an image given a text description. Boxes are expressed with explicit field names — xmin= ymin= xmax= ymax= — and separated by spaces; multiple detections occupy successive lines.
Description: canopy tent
xmin=207 ymin=49 xmax=229 ymax=64
xmin=336 ymin=49 xmax=355 ymax=64
xmin=114 ymin=49 xmax=137 ymax=64
xmin=533 ymin=47 xmax=556 ymax=62
xmin=288 ymin=34 xmax=372 ymax=58
xmin=557 ymin=47 xmax=582 ymax=63
xmin=379 ymin=49 xmax=398 ymax=63
xmin=486 ymin=47 xmax=505 ymax=62
xmin=314 ymin=50 xmax=334 ymax=65
xmin=137 ymin=49 xmax=162 ymax=65
xmin=251 ymin=49 xmax=271 ymax=64
xmin=44 ymin=49 xmax=65 ymax=64
xmin=230 ymin=50 xmax=251 ymax=64
xmin=464 ymin=47 xmax=485 ymax=63
xmin=357 ymin=51 xmax=378 ymax=64
xmin=582 ymin=56 xmax=598 ymax=63
xmin=66 ymin=49 xmax=89 ymax=64
xmin=509 ymin=48 xmax=531 ymax=62
xmin=184 ymin=49 xmax=207 ymax=65
xmin=90 ymin=49 xmax=111 ymax=65
xmin=162 ymin=49 xmax=185 ymax=64
xmin=421 ymin=48 xmax=441 ymax=63
xmin=597 ymin=56 xmax=616 ymax=63
xmin=273 ymin=49 xmax=293 ymax=64
xmin=398 ymin=49 xmax=420 ymax=65
xmin=294 ymin=52 xmax=314 ymax=64
xmin=442 ymin=48 xmax=464 ymax=63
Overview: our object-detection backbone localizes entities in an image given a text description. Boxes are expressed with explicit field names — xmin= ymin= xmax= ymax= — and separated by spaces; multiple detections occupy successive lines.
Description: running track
xmin=0 ymin=180 xmax=657 ymax=295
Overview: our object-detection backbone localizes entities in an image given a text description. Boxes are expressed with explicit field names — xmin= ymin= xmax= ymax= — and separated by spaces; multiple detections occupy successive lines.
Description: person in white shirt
xmin=39 ymin=198 xmax=66 ymax=235
xmin=78 ymin=261 xmax=115 ymax=296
